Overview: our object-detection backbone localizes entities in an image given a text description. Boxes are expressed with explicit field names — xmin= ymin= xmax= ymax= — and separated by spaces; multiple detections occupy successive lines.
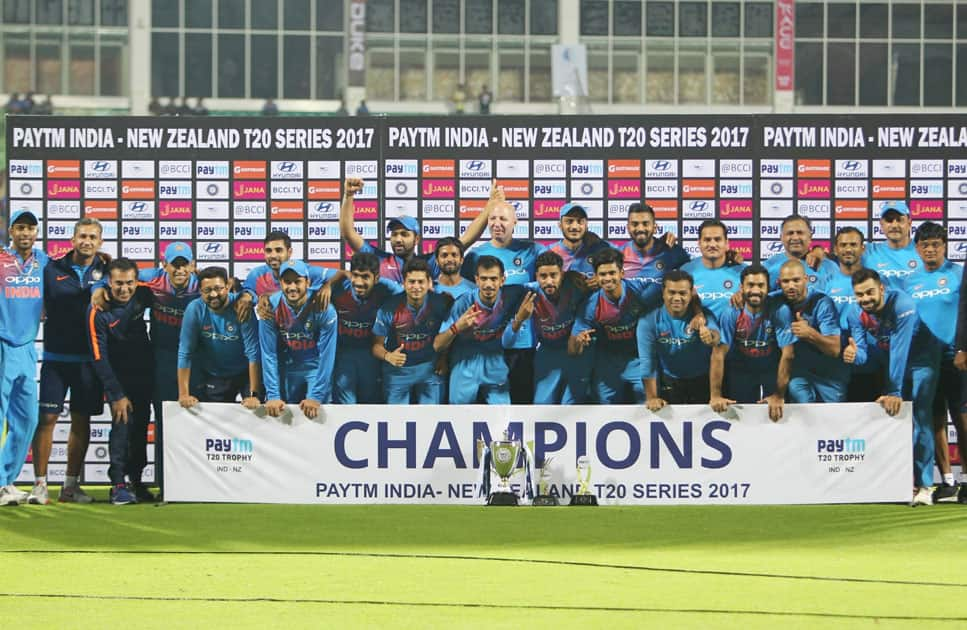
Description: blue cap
xmin=9 ymin=208 xmax=38 ymax=226
xmin=387 ymin=215 xmax=420 ymax=233
xmin=559 ymin=202 xmax=588 ymax=219
xmin=879 ymin=200 xmax=910 ymax=218
xmin=164 ymin=241 xmax=193 ymax=263
xmin=279 ymin=260 xmax=310 ymax=278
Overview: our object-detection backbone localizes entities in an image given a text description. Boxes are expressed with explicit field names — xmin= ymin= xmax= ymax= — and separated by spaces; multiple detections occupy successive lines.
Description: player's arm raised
xmin=339 ymin=177 xmax=366 ymax=252
xmin=459 ymin=178 xmax=501 ymax=248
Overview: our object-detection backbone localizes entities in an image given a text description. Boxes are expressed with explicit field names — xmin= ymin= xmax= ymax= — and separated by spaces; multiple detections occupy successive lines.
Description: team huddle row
xmin=0 ymin=177 xmax=964 ymax=505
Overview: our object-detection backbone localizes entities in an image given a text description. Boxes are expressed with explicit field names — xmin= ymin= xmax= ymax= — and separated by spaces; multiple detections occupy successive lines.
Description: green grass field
xmin=2 ymin=490 xmax=966 ymax=629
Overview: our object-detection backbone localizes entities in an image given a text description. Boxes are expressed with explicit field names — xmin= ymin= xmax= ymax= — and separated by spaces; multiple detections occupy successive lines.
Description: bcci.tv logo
xmin=205 ymin=437 xmax=254 ymax=463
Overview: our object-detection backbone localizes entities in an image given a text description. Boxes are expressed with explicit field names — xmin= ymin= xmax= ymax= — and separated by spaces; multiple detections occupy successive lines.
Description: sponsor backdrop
xmin=164 ymin=402 xmax=911 ymax=505
xmin=7 ymin=115 xmax=965 ymax=485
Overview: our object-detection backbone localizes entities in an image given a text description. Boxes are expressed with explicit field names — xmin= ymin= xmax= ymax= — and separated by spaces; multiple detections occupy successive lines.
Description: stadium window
xmin=498 ymin=45 xmax=525 ymax=101
xmin=315 ymin=35 xmax=343 ymax=99
xmin=794 ymin=42 xmax=823 ymax=104
xmin=646 ymin=2 xmax=675 ymax=37
xmin=68 ymin=0 xmax=95 ymax=25
xmin=645 ymin=43 xmax=675 ymax=103
xmin=432 ymin=49 xmax=459 ymax=101
xmin=923 ymin=44 xmax=953 ymax=106
xmin=367 ymin=0 xmax=395 ymax=32
xmin=217 ymin=33 xmax=245 ymax=97
xmin=218 ymin=0 xmax=245 ymax=28
xmin=152 ymin=32 xmax=180 ymax=96
xmin=251 ymin=0 xmax=279 ymax=29
xmin=186 ymin=33 xmax=214 ymax=97
xmin=711 ymin=45 xmax=740 ymax=104
xmin=892 ymin=4 xmax=920 ymax=39
xmin=711 ymin=2 xmax=740 ymax=38
xmin=530 ymin=45 xmax=552 ymax=100
xmin=795 ymin=2 xmax=822 ymax=38
xmin=283 ymin=35 xmax=311 ymax=98
xmin=465 ymin=48 xmax=492 ymax=97
xmin=826 ymin=42 xmax=856 ymax=105
xmin=316 ymin=0 xmax=343 ymax=30
xmin=859 ymin=43 xmax=888 ymax=105
xmin=36 ymin=0 xmax=63 ymax=24
xmin=36 ymin=42 xmax=63 ymax=94
xmin=498 ymin=0 xmax=525 ymax=34
xmin=826 ymin=3 xmax=855 ymax=39
xmin=743 ymin=49 xmax=771 ymax=105
xmin=531 ymin=0 xmax=557 ymax=34
xmin=581 ymin=0 xmax=609 ymax=36
xmin=960 ymin=4 xmax=967 ymax=38
xmin=586 ymin=42 xmax=609 ymax=102
xmin=100 ymin=0 xmax=127 ymax=26
xmin=100 ymin=39 xmax=128 ymax=96
xmin=3 ymin=38 xmax=30 ymax=92
xmin=284 ymin=0 xmax=310 ymax=30
xmin=678 ymin=2 xmax=707 ymax=37
xmin=366 ymin=48 xmax=396 ymax=99
xmin=743 ymin=2 xmax=772 ymax=37
xmin=250 ymin=34 xmax=279 ymax=98
xmin=186 ymin=0 xmax=213 ymax=28
xmin=465 ymin=0 xmax=493 ymax=34
xmin=613 ymin=1 xmax=642 ymax=37
xmin=400 ymin=47 xmax=428 ymax=99
xmin=69 ymin=38 xmax=96 ymax=95
xmin=859 ymin=3 xmax=888 ymax=38
xmin=3 ymin=0 xmax=32 ymax=23
xmin=678 ymin=48 xmax=707 ymax=103
xmin=924 ymin=5 xmax=953 ymax=39
xmin=432 ymin=0 xmax=460 ymax=33
xmin=958 ymin=44 xmax=967 ymax=106
xmin=151 ymin=0 xmax=179 ymax=28
xmin=400 ymin=0 xmax=428 ymax=33
xmin=613 ymin=43 xmax=641 ymax=103
xmin=892 ymin=43 xmax=920 ymax=105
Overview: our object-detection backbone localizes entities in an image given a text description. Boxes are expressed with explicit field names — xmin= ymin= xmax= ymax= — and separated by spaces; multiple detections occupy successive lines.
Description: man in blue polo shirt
xmin=433 ymin=237 xmax=475 ymax=300
xmin=863 ymin=200 xmax=920 ymax=289
xmin=762 ymin=215 xmax=837 ymax=292
xmin=681 ymin=219 xmax=746 ymax=320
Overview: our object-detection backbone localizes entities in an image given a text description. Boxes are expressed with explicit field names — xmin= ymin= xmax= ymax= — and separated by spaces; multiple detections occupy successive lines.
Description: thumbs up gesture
xmin=790 ymin=311 xmax=812 ymax=338
xmin=698 ymin=323 xmax=716 ymax=346
xmin=842 ymin=337 xmax=858 ymax=364
xmin=384 ymin=344 xmax=407 ymax=367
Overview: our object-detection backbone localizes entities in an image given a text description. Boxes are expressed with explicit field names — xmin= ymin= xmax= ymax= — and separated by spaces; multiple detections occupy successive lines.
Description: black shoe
xmin=959 ymin=484 xmax=967 ymax=504
xmin=132 ymin=483 xmax=156 ymax=503
xmin=933 ymin=482 xmax=959 ymax=503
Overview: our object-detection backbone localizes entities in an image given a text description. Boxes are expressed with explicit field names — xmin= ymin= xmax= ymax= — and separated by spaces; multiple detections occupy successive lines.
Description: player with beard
xmin=681 ymin=220 xmax=746 ymax=320
xmin=863 ymin=201 xmax=920 ymax=289
xmin=435 ymin=256 xmax=527 ymax=404
xmin=504 ymin=251 xmax=592 ymax=404
xmin=177 ymin=267 xmax=261 ymax=409
xmin=341 ymin=177 xmax=494 ymax=283
xmin=619 ymin=202 xmax=690 ymax=282
xmin=547 ymin=203 xmax=613 ymax=286
xmin=762 ymin=215 xmax=838 ymax=292
xmin=843 ymin=268 xmax=940 ymax=506
xmin=712 ymin=265 xmax=788 ymax=419
xmin=433 ymin=237 xmax=475 ymax=300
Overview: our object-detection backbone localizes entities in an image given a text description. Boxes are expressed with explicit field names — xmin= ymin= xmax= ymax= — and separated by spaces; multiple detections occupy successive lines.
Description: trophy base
xmin=532 ymin=495 xmax=559 ymax=506
xmin=569 ymin=494 xmax=598 ymax=506
xmin=487 ymin=492 xmax=519 ymax=506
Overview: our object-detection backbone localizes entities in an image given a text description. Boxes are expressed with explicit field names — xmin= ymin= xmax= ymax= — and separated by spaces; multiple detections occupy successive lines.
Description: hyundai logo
xmin=689 ymin=200 xmax=708 ymax=211
xmin=205 ymin=242 xmax=224 ymax=253
xmin=279 ymin=161 xmax=296 ymax=172
xmin=466 ymin=160 xmax=485 ymax=171
xmin=843 ymin=160 xmax=861 ymax=171
xmin=315 ymin=202 xmax=333 ymax=212
xmin=653 ymin=160 xmax=670 ymax=171
xmin=131 ymin=202 xmax=146 ymax=211
xmin=93 ymin=161 xmax=109 ymax=171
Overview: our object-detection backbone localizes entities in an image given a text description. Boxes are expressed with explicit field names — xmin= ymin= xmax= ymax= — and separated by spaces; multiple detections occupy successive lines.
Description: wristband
xmin=449 ymin=324 xmax=460 ymax=336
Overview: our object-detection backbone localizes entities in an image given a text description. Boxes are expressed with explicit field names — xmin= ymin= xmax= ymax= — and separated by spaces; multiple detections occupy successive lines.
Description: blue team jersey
xmin=509 ymin=276 xmax=589 ymax=350
xmin=572 ymin=278 xmax=662 ymax=356
xmin=824 ymin=268 xmax=857 ymax=326
xmin=139 ymin=267 xmax=200 ymax=354
xmin=547 ymin=237 xmax=615 ymax=278
xmin=0 ymin=246 xmax=47 ymax=345
xmin=619 ymin=239 xmax=690 ymax=282
xmin=718 ymin=302 xmax=781 ymax=374
xmin=904 ymin=260 xmax=962 ymax=351
xmin=259 ymin=293 xmax=338 ymax=401
xmin=862 ymin=241 xmax=920 ymax=289
xmin=373 ymin=292 xmax=451 ymax=366
xmin=358 ymin=241 xmax=441 ymax=284
xmin=638 ymin=306 xmax=719 ymax=380
xmin=680 ymin=260 xmax=746 ymax=320
xmin=442 ymin=285 xmax=527 ymax=358
xmin=762 ymin=252 xmax=837 ymax=292
xmin=330 ymin=277 xmax=402 ymax=349
xmin=461 ymin=239 xmax=545 ymax=285
xmin=434 ymin=277 xmax=476 ymax=300
xmin=844 ymin=289 xmax=935 ymax=396
xmin=178 ymin=294 xmax=260 ymax=377
xmin=243 ymin=262 xmax=331 ymax=297
xmin=772 ymin=289 xmax=844 ymax=373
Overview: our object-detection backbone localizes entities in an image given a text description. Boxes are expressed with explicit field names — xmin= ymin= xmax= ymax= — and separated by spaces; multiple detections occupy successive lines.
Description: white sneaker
xmin=58 ymin=485 xmax=94 ymax=504
xmin=911 ymin=487 xmax=933 ymax=507
xmin=0 ymin=484 xmax=28 ymax=506
xmin=27 ymin=482 xmax=50 ymax=505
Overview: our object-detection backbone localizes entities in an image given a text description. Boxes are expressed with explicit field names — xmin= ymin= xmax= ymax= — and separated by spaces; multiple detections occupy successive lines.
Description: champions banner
xmin=163 ymin=402 xmax=912 ymax=505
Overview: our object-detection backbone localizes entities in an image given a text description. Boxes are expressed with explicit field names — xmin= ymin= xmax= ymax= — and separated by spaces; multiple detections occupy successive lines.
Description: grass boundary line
xmin=4 ymin=549 xmax=966 ymax=589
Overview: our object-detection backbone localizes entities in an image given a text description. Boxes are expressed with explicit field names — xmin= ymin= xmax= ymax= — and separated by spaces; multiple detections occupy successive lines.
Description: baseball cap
xmin=279 ymin=260 xmax=310 ymax=278
xmin=879 ymin=200 xmax=910 ymax=218
xmin=559 ymin=203 xmax=588 ymax=219
xmin=387 ymin=215 xmax=420 ymax=233
xmin=9 ymin=208 xmax=38 ymax=226
xmin=164 ymin=241 xmax=194 ymax=263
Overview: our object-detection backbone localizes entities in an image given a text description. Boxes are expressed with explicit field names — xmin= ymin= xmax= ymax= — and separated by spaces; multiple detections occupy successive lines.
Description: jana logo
xmin=817 ymin=438 xmax=865 ymax=453
xmin=205 ymin=437 xmax=253 ymax=453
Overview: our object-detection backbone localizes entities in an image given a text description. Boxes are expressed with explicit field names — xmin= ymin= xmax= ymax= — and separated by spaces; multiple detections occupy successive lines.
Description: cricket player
xmin=681 ymin=219 xmax=746 ymax=320
xmin=619 ymin=202 xmax=690 ymax=281
xmin=433 ymin=237 xmax=475 ymax=300
xmin=547 ymin=202 xmax=614 ymax=282
xmin=762 ymin=215 xmax=838 ymax=292
xmin=239 ymin=230 xmax=333 ymax=319
xmin=862 ymin=201 xmax=920 ymax=289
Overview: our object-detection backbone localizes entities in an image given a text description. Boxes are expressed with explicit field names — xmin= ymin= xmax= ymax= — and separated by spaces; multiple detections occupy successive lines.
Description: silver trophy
xmin=487 ymin=431 xmax=521 ymax=506
xmin=569 ymin=455 xmax=598 ymax=506
xmin=532 ymin=451 xmax=559 ymax=507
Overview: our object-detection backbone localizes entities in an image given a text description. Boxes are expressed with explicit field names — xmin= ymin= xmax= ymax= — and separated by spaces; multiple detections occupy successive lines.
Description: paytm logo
xmin=385 ymin=160 xmax=418 ymax=176
xmin=817 ymin=438 xmax=865 ymax=453
xmin=533 ymin=180 xmax=567 ymax=197
xmin=205 ymin=437 xmax=253 ymax=453
xmin=159 ymin=181 xmax=192 ymax=198
xmin=196 ymin=161 xmax=230 ymax=178
xmin=760 ymin=160 xmax=793 ymax=176
xmin=570 ymin=160 xmax=603 ymax=177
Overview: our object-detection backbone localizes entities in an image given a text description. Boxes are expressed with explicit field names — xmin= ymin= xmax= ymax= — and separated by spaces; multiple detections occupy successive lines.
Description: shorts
xmin=38 ymin=360 xmax=104 ymax=416
xmin=193 ymin=371 xmax=250 ymax=403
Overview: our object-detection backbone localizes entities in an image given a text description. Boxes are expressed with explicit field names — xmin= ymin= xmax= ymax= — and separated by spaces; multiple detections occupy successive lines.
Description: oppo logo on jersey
xmin=658 ymin=336 xmax=696 ymax=346
xmin=911 ymin=288 xmax=951 ymax=299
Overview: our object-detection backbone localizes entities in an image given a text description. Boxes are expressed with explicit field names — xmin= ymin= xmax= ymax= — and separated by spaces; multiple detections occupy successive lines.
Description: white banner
xmin=164 ymin=402 xmax=912 ymax=505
